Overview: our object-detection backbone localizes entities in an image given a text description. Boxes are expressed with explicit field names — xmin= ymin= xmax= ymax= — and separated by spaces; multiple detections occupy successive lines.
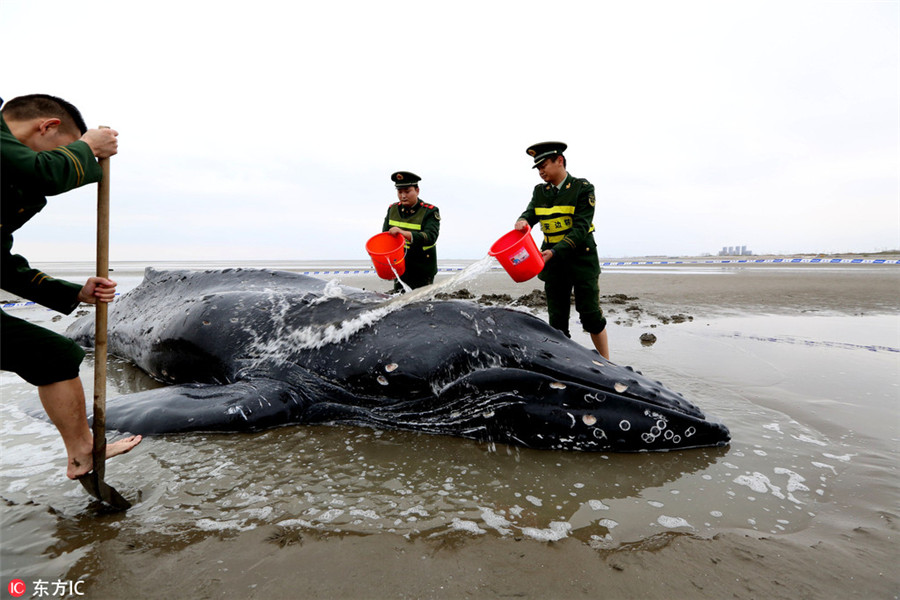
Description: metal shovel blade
xmin=78 ymin=473 xmax=132 ymax=509
xmin=77 ymin=440 xmax=132 ymax=509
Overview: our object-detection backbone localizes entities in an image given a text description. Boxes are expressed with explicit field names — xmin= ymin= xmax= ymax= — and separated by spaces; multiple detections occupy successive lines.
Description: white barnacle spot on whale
xmin=582 ymin=414 xmax=597 ymax=426
xmin=226 ymin=405 xmax=249 ymax=420
xmin=614 ymin=383 xmax=628 ymax=393
xmin=384 ymin=363 xmax=399 ymax=373
xmin=482 ymin=410 xmax=495 ymax=418
xmin=202 ymin=320 xmax=211 ymax=326
xmin=619 ymin=420 xmax=631 ymax=431
xmin=377 ymin=376 xmax=389 ymax=386
xmin=550 ymin=382 xmax=566 ymax=390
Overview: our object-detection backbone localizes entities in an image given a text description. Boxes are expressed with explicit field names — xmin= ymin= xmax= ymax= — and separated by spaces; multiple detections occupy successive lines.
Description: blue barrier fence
xmin=599 ymin=257 xmax=900 ymax=266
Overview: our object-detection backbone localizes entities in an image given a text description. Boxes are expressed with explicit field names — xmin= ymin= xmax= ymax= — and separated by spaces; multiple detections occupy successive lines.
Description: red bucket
xmin=366 ymin=232 xmax=406 ymax=280
xmin=489 ymin=224 xmax=545 ymax=282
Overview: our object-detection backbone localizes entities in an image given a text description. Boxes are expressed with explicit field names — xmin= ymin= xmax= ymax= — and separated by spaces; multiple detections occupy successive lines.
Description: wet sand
xmin=3 ymin=260 xmax=899 ymax=599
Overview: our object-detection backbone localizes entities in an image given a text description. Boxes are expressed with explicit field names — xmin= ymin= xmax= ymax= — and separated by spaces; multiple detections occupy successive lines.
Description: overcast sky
xmin=2 ymin=0 xmax=897 ymax=261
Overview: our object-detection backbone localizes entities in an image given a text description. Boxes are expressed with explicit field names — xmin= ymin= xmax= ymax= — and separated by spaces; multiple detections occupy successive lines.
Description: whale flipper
xmin=105 ymin=378 xmax=306 ymax=435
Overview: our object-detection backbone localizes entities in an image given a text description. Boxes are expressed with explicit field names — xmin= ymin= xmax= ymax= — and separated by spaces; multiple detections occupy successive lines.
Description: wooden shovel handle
xmin=92 ymin=130 xmax=111 ymax=478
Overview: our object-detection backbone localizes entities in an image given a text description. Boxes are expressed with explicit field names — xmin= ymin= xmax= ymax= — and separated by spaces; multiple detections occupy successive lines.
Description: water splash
xmin=250 ymin=256 xmax=498 ymax=354
xmin=390 ymin=263 xmax=413 ymax=294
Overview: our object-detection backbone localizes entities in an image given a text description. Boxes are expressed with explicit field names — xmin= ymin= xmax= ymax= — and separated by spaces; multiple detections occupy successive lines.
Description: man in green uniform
xmin=1 ymin=94 xmax=142 ymax=480
xmin=515 ymin=141 xmax=610 ymax=359
xmin=382 ymin=171 xmax=440 ymax=291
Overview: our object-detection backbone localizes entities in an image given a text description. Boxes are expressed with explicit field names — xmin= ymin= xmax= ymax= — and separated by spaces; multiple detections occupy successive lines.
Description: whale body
xmin=67 ymin=268 xmax=730 ymax=452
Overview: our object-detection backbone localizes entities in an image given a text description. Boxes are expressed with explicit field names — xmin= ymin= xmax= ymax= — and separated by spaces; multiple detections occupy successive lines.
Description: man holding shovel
xmin=1 ymin=94 xmax=141 ymax=481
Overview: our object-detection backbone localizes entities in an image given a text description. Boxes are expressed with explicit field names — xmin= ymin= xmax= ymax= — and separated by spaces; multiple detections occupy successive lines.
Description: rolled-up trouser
xmin=541 ymin=252 xmax=607 ymax=337
xmin=0 ymin=309 xmax=84 ymax=386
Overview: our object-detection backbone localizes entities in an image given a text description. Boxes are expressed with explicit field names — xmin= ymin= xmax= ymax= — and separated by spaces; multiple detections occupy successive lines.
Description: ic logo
xmin=8 ymin=579 xmax=26 ymax=597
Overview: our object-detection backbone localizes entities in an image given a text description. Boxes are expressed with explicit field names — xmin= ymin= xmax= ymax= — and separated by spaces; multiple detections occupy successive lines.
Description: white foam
xmin=316 ymin=509 xmax=345 ymax=523
xmin=823 ymin=453 xmax=853 ymax=462
xmin=587 ymin=499 xmax=610 ymax=511
xmin=792 ymin=434 xmax=828 ymax=447
xmin=597 ymin=518 xmax=618 ymax=529
xmin=451 ymin=518 xmax=486 ymax=534
xmin=521 ymin=521 xmax=571 ymax=541
xmin=657 ymin=515 xmax=692 ymax=529
xmin=480 ymin=507 xmax=513 ymax=535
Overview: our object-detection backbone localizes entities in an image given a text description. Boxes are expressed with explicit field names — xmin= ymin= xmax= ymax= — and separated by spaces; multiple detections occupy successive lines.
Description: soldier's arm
xmin=1 ymin=128 xmax=101 ymax=195
xmin=415 ymin=207 xmax=440 ymax=248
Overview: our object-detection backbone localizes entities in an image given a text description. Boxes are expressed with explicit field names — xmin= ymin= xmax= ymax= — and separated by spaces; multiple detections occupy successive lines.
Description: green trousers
xmin=1 ymin=310 xmax=85 ymax=386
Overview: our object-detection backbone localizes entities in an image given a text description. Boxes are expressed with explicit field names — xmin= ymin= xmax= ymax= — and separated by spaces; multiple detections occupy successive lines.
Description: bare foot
xmin=107 ymin=434 xmax=142 ymax=459
xmin=67 ymin=435 xmax=143 ymax=479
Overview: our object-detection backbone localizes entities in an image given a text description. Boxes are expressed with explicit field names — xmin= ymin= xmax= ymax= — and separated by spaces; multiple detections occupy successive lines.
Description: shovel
xmin=78 ymin=134 xmax=131 ymax=509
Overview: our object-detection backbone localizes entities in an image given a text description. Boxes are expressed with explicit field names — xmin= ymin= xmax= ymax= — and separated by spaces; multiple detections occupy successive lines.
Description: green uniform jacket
xmin=382 ymin=199 xmax=440 ymax=288
xmin=518 ymin=173 xmax=598 ymax=282
xmin=1 ymin=111 xmax=102 ymax=313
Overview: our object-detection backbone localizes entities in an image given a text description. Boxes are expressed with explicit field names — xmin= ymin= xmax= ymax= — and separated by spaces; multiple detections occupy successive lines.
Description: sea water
xmin=1 ymin=260 xmax=897 ymax=583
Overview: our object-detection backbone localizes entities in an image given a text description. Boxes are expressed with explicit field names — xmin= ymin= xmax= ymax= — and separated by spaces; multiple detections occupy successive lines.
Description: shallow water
xmin=1 ymin=261 xmax=897 ymax=584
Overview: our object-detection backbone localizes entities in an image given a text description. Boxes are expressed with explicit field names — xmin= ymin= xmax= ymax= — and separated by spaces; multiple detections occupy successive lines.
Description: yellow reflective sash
xmin=535 ymin=205 xmax=575 ymax=216
xmin=389 ymin=220 xmax=421 ymax=231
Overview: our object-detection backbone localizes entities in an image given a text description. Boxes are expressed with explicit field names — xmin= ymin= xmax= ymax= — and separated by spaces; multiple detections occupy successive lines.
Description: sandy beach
xmin=1 ymin=258 xmax=898 ymax=600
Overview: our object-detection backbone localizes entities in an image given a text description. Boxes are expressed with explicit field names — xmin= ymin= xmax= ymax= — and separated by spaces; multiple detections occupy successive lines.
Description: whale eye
xmin=549 ymin=382 xmax=566 ymax=390
xmin=384 ymin=363 xmax=399 ymax=373
xmin=614 ymin=383 xmax=628 ymax=393
xmin=582 ymin=414 xmax=597 ymax=426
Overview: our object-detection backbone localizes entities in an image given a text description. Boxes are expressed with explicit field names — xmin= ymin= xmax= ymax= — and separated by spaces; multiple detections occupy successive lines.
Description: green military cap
xmin=526 ymin=141 xmax=567 ymax=168
xmin=391 ymin=171 xmax=421 ymax=188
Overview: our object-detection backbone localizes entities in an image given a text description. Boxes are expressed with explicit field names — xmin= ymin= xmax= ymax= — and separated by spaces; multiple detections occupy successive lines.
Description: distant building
xmin=718 ymin=245 xmax=753 ymax=256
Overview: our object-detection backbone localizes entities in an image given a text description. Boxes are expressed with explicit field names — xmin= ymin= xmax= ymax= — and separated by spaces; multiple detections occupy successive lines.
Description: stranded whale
xmin=66 ymin=268 xmax=730 ymax=452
